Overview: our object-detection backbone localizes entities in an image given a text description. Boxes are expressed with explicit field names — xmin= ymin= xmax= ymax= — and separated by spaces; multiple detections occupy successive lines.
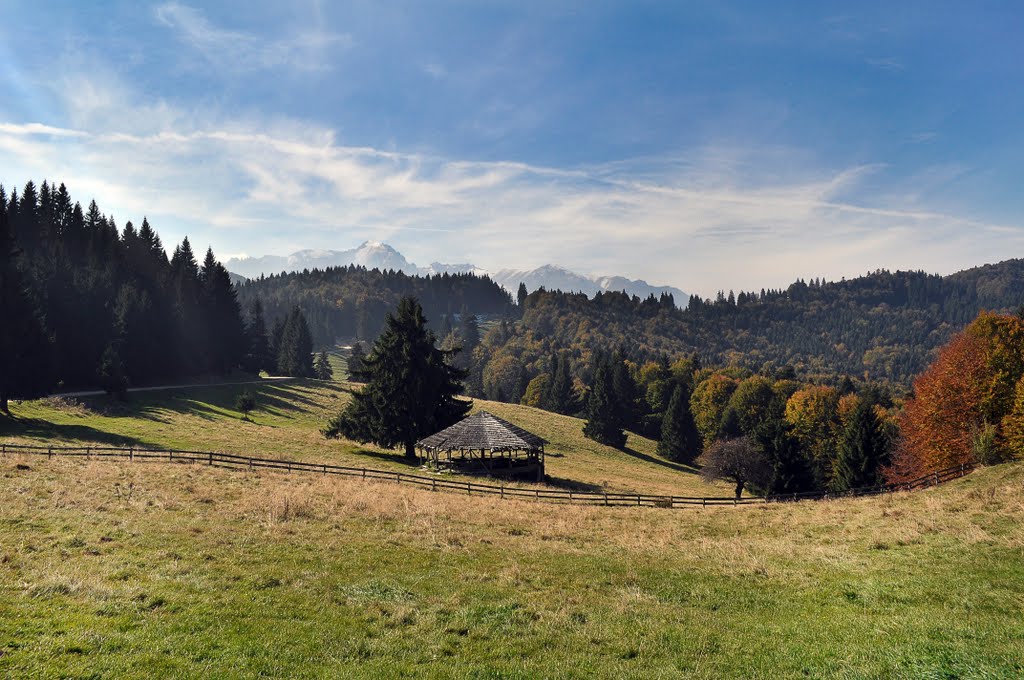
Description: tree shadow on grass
xmin=619 ymin=445 xmax=701 ymax=475
xmin=122 ymin=381 xmax=339 ymax=422
xmin=0 ymin=416 xmax=156 ymax=449
xmin=542 ymin=475 xmax=605 ymax=493
xmin=344 ymin=448 xmax=424 ymax=468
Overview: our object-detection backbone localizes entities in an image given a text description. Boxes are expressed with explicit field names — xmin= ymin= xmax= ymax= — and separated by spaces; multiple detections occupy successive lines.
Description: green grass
xmin=2 ymin=383 xmax=1023 ymax=677
xmin=0 ymin=380 xmax=723 ymax=496
xmin=1 ymin=454 xmax=1022 ymax=677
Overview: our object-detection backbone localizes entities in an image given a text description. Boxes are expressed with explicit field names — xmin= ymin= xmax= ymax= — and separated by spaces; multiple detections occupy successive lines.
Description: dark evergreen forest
xmin=236 ymin=267 xmax=514 ymax=347
xmin=0 ymin=180 xmax=247 ymax=397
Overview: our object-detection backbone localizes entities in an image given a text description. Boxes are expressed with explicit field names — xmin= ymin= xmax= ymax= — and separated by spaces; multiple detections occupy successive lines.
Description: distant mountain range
xmin=225 ymin=242 xmax=687 ymax=305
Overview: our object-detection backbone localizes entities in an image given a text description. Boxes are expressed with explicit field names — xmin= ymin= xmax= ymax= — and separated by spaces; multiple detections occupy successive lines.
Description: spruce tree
xmin=270 ymin=317 xmax=286 ymax=371
xmin=0 ymin=188 xmax=52 ymax=413
xmin=98 ymin=342 xmax=128 ymax=398
xmin=276 ymin=306 xmax=314 ymax=377
xmin=347 ymin=342 xmax=367 ymax=381
xmin=830 ymin=394 xmax=890 ymax=492
xmin=610 ymin=349 xmax=641 ymax=432
xmin=459 ymin=311 xmax=480 ymax=353
xmin=314 ymin=351 xmax=333 ymax=380
xmin=245 ymin=298 xmax=272 ymax=374
xmin=324 ymin=296 xmax=471 ymax=459
xmin=582 ymin=356 xmax=627 ymax=448
xmin=548 ymin=351 xmax=576 ymax=415
xmin=200 ymin=247 xmax=245 ymax=374
xmin=657 ymin=383 xmax=702 ymax=464
xmin=517 ymin=282 xmax=528 ymax=311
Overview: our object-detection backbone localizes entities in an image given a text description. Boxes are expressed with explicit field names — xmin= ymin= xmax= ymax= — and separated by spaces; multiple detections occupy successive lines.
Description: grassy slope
xmin=1 ymin=453 xmax=1022 ymax=678
xmin=1 ymin=380 xmax=721 ymax=496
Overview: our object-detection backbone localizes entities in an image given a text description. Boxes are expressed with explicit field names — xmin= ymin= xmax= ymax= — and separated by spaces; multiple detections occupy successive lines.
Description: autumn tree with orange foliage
xmin=891 ymin=312 xmax=1024 ymax=482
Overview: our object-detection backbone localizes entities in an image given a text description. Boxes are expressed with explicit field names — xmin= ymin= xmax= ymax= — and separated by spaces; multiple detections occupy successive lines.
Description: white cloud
xmin=1 ymin=73 xmax=1020 ymax=297
xmin=154 ymin=2 xmax=352 ymax=72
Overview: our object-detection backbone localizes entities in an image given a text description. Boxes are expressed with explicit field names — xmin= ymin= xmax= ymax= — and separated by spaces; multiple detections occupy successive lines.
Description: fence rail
xmin=0 ymin=442 xmax=976 ymax=509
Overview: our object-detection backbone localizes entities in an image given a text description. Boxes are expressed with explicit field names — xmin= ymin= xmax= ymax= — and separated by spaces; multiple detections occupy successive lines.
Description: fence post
xmin=48 ymin=446 xmax=52 ymax=459
xmin=362 ymin=468 xmax=366 ymax=480
xmin=467 ymin=482 xmax=471 ymax=496
xmin=209 ymin=452 xmax=213 ymax=466
xmin=569 ymin=491 xmax=573 ymax=505
xmin=702 ymin=498 xmax=706 ymax=508
xmin=323 ymin=464 xmax=327 ymax=475
xmin=500 ymin=486 xmax=504 ymax=500
xmin=933 ymin=472 xmax=939 ymax=486
xmin=432 ymin=478 xmax=437 ymax=492
xmin=249 ymin=458 xmax=253 ymax=471
xmin=396 ymin=473 xmax=401 ymax=484
xmin=636 ymin=495 xmax=641 ymax=506
xmin=604 ymin=492 xmax=609 ymax=506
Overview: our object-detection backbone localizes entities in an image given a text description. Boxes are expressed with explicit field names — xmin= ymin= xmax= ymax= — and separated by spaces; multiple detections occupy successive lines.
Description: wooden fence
xmin=0 ymin=442 xmax=976 ymax=509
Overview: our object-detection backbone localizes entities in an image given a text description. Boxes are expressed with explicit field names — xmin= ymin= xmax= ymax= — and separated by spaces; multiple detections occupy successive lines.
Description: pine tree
xmin=244 ymin=298 xmax=272 ymax=374
xmin=517 ymin=282 xmax=528 ymax=310
xmin=0 ymin=188 xmax=53 ymax=413
xmin=347 ymin=342 xmax=367 ymax=381
xmin=314 ymin=351 xmax=333 ymax=380
xmin=657 ymin=383 xmax=702 ymax=464
xmin=459 ymin=311 xmax=480 ymax=353
xmin=276 ymin=306 xmax=314 ymax=377
xmin=98 ymin=342 xmax=128 ymax=398
xmin=200 ymin=247 xmax=245 ymax=374
xmin=610 ymin=349 xmax=641 ymax=432
xmin=323 ymin=296 xmax=471 ymax=459
xmin=757 ymin=419 xmax=813 ymax=495
xmin=548 ymin=351 xmax=576 ymax=415
xmin=831 ymin=393 xmax=890 ymax=492
xmin=270 ymin=317 xmax=286 ymax=371
xmin=583 ymin=356 xmax=627 ymax=448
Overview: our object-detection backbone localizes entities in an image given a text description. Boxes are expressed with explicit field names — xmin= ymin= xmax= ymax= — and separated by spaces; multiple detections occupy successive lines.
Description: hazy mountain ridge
xmin=225 ymin=242 xmax=419 ymax=279
xmin=226 ymin=243 xmax=687 ymax=304
xmin=490 ymin=265 xmax=686 ymax=302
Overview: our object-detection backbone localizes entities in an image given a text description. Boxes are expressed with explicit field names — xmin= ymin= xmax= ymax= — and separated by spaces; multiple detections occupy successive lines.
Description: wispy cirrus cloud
xmin=154 ymin=2 xmax=352 ymax=72
xmin=1 ymin=70 xmax=1020 ymax=297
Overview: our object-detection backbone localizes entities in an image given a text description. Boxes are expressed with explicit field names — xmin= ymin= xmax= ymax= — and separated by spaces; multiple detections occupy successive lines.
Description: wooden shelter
xmin=416 ymin=411 xmax=547 ymax=481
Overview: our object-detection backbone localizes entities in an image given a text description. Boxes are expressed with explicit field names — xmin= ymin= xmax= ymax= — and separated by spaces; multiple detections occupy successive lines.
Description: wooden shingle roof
xmin=416 ymin=411 xmax=547 ymax=452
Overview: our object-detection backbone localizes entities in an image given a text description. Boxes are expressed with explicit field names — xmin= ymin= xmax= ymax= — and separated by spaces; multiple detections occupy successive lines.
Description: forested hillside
xmin=236 ymin=267 xmax=514 ymax=347
xmin=472 ymin=265 xmax=1024 ymax=399
xmin=1 ymin=180 xmax=247 ymax=404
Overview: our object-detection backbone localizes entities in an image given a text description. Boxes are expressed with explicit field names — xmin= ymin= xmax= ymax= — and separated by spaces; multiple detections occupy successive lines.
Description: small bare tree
xmin=700 ymin=437 xmax=771 ymax=499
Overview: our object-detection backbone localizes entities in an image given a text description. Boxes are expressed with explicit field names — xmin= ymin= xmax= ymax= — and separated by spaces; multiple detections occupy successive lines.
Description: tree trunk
xmin=405 ymin=441 xmax=417 ymax=461
xmin=734 ymin=480 xmax=744 ymax=500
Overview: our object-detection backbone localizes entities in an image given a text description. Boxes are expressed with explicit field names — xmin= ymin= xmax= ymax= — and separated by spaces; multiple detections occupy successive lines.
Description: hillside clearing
xmin=1 ymin=380 xmax=723 ymax=497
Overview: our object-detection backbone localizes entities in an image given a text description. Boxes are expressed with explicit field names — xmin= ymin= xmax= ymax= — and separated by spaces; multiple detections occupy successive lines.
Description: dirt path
xmin=54 ymin=376 xmax=295 ymax=398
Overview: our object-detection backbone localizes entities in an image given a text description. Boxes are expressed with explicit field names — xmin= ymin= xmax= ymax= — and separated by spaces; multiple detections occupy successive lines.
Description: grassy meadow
xmin=1 ymin=380 xmax=1023 ymax=677
xmin=0 ymin=379 xmax=718 ymax=496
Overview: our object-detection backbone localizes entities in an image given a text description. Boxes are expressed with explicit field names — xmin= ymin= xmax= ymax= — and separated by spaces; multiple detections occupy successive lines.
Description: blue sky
xmin=1 ymin=1 xmax=1023 ymax=295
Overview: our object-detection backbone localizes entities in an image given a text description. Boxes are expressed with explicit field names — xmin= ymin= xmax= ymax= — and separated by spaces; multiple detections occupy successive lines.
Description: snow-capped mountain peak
xmin=224 ymin=243 xmax=685 ymax=305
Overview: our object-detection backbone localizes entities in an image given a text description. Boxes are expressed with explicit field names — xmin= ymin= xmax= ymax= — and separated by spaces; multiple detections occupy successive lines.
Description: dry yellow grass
xmin=2 ymin=451 xmax=1024 ymax=677
xmin=2 ymin=379 xmax=729 ymax=496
